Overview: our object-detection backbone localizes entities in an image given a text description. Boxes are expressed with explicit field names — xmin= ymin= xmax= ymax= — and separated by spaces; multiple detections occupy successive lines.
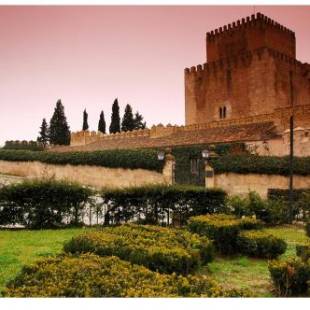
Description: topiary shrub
xmin=0 ymin=180 xmax=92 ymax=228
xmin=296 ymin=242 xmax=310 ymax=262
xmin=187 ymin=214 xmax=260 ymax=255
xmin=268 ymin=258 xmax=310 ymax=297
xmin=3 ymin=253 xmax=241 ymax=297
xmin=237 ymin=230 xmax=287 ymax=259
xmin=64 ymin=224 xmax=214 ymax=275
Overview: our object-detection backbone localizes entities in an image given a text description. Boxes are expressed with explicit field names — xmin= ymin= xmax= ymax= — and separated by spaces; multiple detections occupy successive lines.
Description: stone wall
xmin=0 ymin=160 xmax=171 ymax=189
xmin=215 ymin=172 xmax=310 ymax=198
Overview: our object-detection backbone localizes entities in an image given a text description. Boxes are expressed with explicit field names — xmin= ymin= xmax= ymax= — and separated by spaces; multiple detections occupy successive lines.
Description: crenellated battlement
xmin=206 ymin=12 xmax=294 ymax=42
xmin=185 ymin=47 xmax=309 ymax=77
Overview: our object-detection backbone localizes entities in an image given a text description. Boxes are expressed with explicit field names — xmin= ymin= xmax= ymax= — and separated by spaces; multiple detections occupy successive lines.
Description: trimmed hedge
xmin=0 ymin=180 xmax=92 ymax=229
xmin=2 ymin=254 xmax=250 ymax=297
xmin=269 ymin=258 xmax=310 ymax=296
xmin=101 ymin=185 xmax=227 ymax=226
xmin=0 ymin=149 xmax=164 ymax=172
xmin=3 ymin=140 xmax=43 ymax=151
xmin=187 ymin=214 xmax=260 ymax=254
xmin=237 ymin=230 xmax=287 ymax=259
xmin=64 ymin=224 xmax=214 ymax=275
xmin=210 ymin=155 xmax=310 ymax=176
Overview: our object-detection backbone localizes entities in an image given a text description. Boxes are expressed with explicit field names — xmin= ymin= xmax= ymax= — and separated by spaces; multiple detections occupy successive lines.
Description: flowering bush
xmin=237 ymin=230 xmax=287 ymax=259
xmin=64 ymin=224 xmax=214 ymax=275
xmin=3 ymin=254 xmax=243 ymax=297
xmin=268 ymin=258 xmax=310 ymax=296
xmin=187 ymin=214 xmax=260 ymax=254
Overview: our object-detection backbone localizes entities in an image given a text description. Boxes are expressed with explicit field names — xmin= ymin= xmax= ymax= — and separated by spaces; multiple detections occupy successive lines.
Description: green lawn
xmin=0 ymin=225 xmax=308 ymax=297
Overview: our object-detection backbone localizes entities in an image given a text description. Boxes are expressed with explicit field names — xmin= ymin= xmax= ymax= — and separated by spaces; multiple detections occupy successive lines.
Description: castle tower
xmin=185 ymin=12 xmax=310 ymax=127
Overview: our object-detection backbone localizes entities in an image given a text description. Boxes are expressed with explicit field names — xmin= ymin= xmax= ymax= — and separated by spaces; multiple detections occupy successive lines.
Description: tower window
xmin=219 ymin=106 xmax=227 ymax=119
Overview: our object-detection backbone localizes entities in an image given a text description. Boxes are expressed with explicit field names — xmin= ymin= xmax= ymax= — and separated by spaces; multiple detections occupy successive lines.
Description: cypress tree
xmin=121 ymin=104 xmax=135 ymax=132
xmin=49 ymin=99 xmax=71 ymax=145
xmin=109 ymin=98 xmax=121 ymax=134
xmin=133 ymin=111 xmax=147 ymax=130
xmin=98 ymin=111 xmax=106 ymax=134
xmin=37 ymin=118 xmax=49 ymax=148
xmin=82 ymin=109 xmax=89 ymax=131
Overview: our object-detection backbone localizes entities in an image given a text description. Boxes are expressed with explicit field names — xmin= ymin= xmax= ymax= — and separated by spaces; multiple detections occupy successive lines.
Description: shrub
xmin=64 ymin=224 xmax=214 ymax=275
xmin=269 ymin=258 xmax=310 ymax=296
xmin=0 ymin=180 xmax=92 ymax=228
xmin=187 ymin=214 xmax=260 ymax=255
xmin=101 ymin=185 xmax=227 ymax=226
xmin=296 ymin=243 xmax=310 ymax=262
xmin=3 ymin=253 xmax=251 ymax=297
xmin=3 ymin=140 xmax=43 ymax=151
xmin=227 ymin=192 xmax=294 ymax=225
xmin=210 ymin=155 xmax=310 ymax=176
xmin=268 ymin=189 xmax=310 ymax=221
xmin=237 ymin=230 xmax=287 ymax=259
xmin=0 ymin=148 xmax=164 ymax=172
xmin=306 ymin=222 xmax=310 ymax=238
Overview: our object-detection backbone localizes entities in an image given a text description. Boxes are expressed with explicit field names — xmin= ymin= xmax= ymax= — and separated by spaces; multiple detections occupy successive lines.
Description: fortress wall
xmin=215 ymin=172 xmax=310 ymax=198
xmin=0 ymin=160 xmax=171 ymax=189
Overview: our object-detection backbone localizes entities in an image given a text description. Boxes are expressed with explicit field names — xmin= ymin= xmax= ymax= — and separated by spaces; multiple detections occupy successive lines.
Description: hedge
xmin=64 ymin=224 xmax=214 ymax=275
xmin=0 ymin=180 xmax=92 ymax=228
xmin=237 ymin=230 xmax=287 ymax=259
xmin=1 ymin=149 xmax=309 ymax=178
xmin=2 ymin=254 xmax=251 ymax=297
xmin=101 ymin=185 xmax=227 ymax=226
xmin=210 ymin=154 xmax=310 ymax=176
xmin=187 ymin=214 xmax=260 ymax=254
xmin=3 ymin=140 xmax=43 ymax=151
xmin=0 ymin=149 xmax=164 ymax=172
xmin=269 ymin=258 xmax=310 ymax=296
xmin=227 ymin=192 xmax=296 ymax=225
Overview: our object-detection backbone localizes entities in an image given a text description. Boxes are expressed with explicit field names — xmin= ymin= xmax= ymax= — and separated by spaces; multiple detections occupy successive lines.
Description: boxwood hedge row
xmin=0 ymin=149 xmax=164 ymax=172
xmin=3 ymin=254 xmax=250 ymax=297
xmin=64 ymin=224 xmax=214 ymax=275
xmin=0 ymin=148 xmax=309 ymax=176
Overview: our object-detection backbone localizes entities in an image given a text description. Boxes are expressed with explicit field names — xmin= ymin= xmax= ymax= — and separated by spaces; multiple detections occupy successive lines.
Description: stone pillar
xmin=162 ymin=153 xmax=176 ymax=185
xmin=205 ymin=162 xmax=215 ymax=189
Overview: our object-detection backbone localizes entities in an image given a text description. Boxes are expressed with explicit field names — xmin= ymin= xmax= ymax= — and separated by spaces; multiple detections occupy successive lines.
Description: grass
xmin=200 ymin=225 xmax=308 ymax=297
xmin=0 ymin=228 xmax=88 ymax=295
xmin=0 ymin=225 xmax=308 ymax=297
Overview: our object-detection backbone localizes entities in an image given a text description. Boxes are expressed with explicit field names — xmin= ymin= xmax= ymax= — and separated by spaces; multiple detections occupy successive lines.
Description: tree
xmin=109 ymin=98 xmax=121 ymax=134
xmin=37 ymin=118 xmax=49 ymax=148
xmin=121 ymin=104 xmax=135 ymax=132
xmin=98 ymin=111 xmax=106 ymax=134
xmin=82 ymin=109 xmax=89 ymax=131
xmin=133 ymin=111 xmax=147 ymax=130
xmin=48 ymin=99 xmax=71 ymax=145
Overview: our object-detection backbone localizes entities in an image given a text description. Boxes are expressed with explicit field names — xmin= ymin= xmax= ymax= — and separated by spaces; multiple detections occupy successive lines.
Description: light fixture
xmin=157 ymin=150 xmax=165 ymax=161
xmin=201 ymin=149 xmax=209 ymax=159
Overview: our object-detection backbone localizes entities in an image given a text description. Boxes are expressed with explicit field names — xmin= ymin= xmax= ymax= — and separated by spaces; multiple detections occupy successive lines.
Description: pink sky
xmin=0 ymin=5 xmax=309 ymax=146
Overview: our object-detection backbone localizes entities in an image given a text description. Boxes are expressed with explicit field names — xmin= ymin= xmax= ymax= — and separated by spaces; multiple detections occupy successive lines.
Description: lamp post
xmin=289 ymin=115 xmax=294 ymax=220
xmin=202 ymin=148 xmax=218 ymax=189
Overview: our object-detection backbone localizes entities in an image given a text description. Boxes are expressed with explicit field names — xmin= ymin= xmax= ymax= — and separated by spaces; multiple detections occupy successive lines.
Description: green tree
xmin=121 ymin=104 xmax=135 ymax=132
xmin=49 ymin=99 xmax=71 ymax=145
xmin=133 ymin=111 xmax=146 ymax=130
xmin=37 ymin=118 xmax=49 ymax=148
xmin=109 ymin=98 xmax=121 ymax=134
xmin=82 ymin=109 xmax=89 ymax=131
xmin=98 ymin=111 xmax=106 ymax=134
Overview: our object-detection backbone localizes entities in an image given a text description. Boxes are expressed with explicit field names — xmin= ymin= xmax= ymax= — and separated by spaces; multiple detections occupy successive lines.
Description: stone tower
xmin=185 ymin=12 xmax=310 ymax=127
